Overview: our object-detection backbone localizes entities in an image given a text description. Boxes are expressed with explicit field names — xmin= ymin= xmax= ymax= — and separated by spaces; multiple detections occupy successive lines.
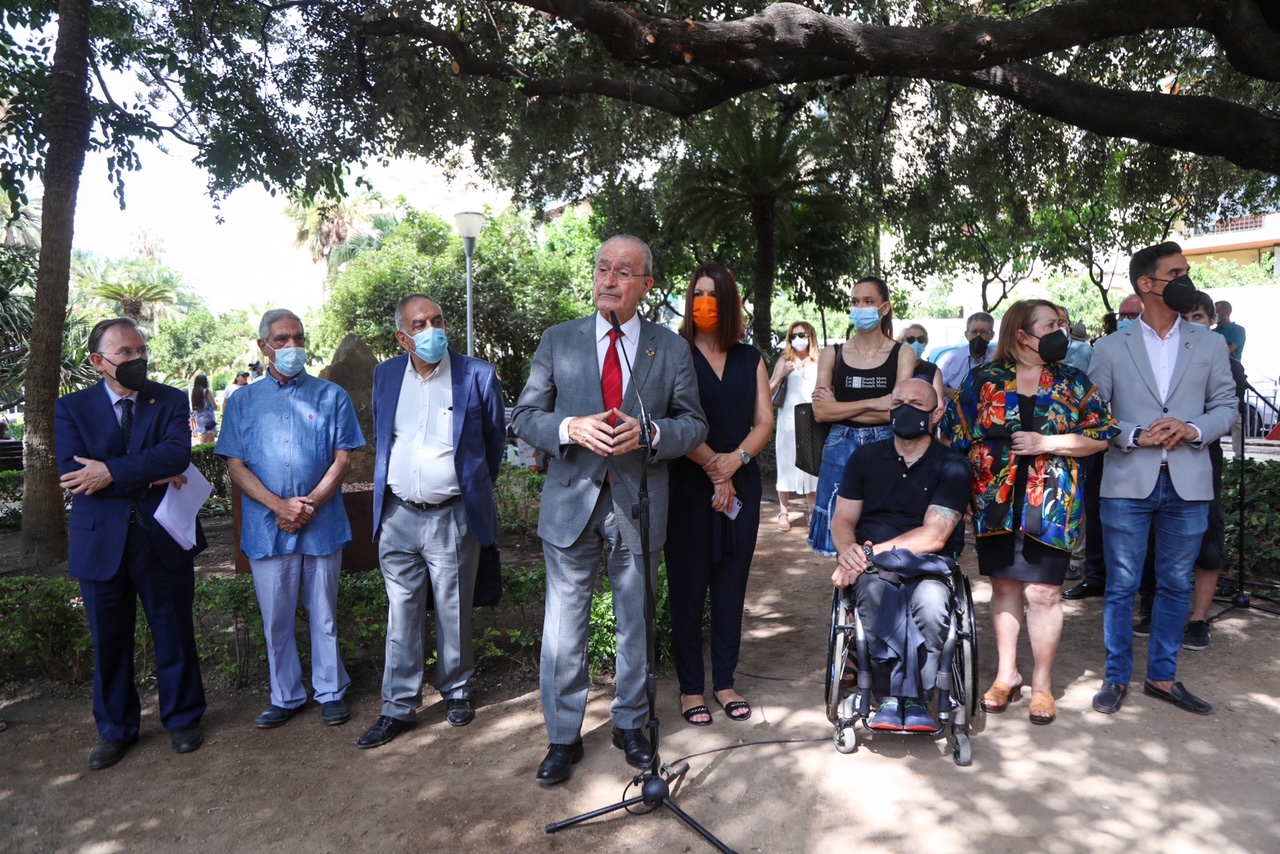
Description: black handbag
xmin=771 ymin=377 xmax=788 ymax=408
xmin=793 ymin=402 xmax=829 ymax=476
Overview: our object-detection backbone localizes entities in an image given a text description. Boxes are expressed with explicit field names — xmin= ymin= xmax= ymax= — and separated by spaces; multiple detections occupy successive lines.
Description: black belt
xmin=394 ymin=493 xmax=461 ymax=512
xmin=1158 ymin=462 xmax=1170 ymax=473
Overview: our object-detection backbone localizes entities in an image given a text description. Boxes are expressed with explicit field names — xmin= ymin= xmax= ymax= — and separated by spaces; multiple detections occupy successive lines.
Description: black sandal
xmin=679 ymin=694 xmax=713 ymax=727
xmin=717 ymin=696 xmax=752 ymax=722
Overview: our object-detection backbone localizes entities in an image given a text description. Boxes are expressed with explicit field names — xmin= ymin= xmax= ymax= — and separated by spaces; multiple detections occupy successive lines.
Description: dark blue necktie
xmin=120 ymin=398 xmax=133 ymax=452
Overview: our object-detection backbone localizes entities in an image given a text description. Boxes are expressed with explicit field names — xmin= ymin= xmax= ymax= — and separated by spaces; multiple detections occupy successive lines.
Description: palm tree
xmin=286 ymin=186 xmax=385 ymax=270
xmin=87 ymin=264 xmax=177 ymax=323
xmin=672 ymin=106 xmax=850 ymax=347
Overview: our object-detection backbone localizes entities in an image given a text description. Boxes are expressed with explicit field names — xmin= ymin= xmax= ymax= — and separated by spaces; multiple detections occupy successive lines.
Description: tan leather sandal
xmin=776 ymin=511 xmax=791 ymax=531
xmin=981 ymin=678 xmax=1024 ymax=713
xmin=1029 ymin=690 xmax=1056 ymax=725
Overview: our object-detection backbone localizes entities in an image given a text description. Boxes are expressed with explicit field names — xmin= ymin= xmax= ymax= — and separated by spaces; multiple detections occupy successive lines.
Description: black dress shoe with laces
xmin=89 ymin=739 xmax=134 ymax=770
xmin=1092 ymin=681 xmax=1128 ymax=715
xmin=446 ymin=698 xmax=475 ymax=727
xmin=171 ymin=727 xmax=203 ymax=754
xmin=1143 ymin=680 xmax=1213 ymax=715
xmin=356 ymin=715 xmax=416 ymax=749
xmin=536 ymin=739 xmax=584 ymax=785
xmin=611 ymin=726 xmax=654 ymax=769
xmin=1063 ymin=582 xmax=1105 ymax=600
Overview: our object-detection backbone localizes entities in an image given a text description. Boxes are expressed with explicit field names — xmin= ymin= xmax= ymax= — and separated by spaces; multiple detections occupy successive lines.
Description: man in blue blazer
xmin=356 ymin=294 xmax=506 ymax=748
xmin=56 ymin=318 xmax=207 ymax=770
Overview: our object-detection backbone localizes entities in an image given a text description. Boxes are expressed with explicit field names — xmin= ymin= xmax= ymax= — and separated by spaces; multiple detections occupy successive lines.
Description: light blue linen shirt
xmin=215 ymin=370 xmax=366 ymax=559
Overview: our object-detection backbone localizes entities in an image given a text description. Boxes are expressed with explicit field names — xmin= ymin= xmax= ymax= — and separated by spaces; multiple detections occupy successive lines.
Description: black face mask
xmin=969 ymin=336 xmax=989 ymax=358
xmin=890 ymin=403 xmax=932 ymax=440
xmin=1155 ymin=274 xmax=1197 ymax=314
xmin=107 ymin=358 xmax=149 ymax=392
xmin=1033 ymin=328 xmax=1070 ymax=364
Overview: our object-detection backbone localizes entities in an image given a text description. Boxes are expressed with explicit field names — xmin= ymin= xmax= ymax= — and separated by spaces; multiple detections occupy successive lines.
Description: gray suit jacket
xmin=1087 ymin=319 xmax=1237 ymax=501
xmin=511 ymin=314 xmax=708 ymax=551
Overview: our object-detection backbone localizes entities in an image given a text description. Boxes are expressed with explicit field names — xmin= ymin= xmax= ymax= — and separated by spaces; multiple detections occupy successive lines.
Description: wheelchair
xmin=824 ymin=555 xmax=980 ymax=766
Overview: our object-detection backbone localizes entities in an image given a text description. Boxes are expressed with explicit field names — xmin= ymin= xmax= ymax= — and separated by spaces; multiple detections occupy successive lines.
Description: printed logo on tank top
xmin=842 ymin=375 xmax=889 ymax=390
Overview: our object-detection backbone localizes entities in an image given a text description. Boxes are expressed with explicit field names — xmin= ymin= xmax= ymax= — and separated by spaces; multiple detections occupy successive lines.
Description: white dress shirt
xmin=387 ymin=351 xmax=461 ymax=504
xmin=1135 ymin=314 xmax=1201 ymax=455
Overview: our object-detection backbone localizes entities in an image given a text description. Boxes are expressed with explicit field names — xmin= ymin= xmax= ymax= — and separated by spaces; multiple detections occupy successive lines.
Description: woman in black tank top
xmin=808 ymin=276 xmax=917 ymax=555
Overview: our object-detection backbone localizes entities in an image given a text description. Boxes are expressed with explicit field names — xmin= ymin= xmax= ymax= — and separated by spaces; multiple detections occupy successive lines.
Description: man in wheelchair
xmin=830 ymin=378 xmax=972 ymax=732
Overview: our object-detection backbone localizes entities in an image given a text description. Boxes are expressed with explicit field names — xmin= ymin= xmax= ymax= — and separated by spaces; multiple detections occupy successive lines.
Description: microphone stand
xmin=545 ymin=312 xmax=733 ymax=853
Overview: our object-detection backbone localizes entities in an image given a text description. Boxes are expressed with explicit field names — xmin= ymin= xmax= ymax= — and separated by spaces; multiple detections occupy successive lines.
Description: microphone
xmin=609 ymin=310 xmax=652 ymax=450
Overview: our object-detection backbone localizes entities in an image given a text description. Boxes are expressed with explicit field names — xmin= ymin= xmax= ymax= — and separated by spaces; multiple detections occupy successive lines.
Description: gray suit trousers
xmin=541 ymin=484 xmax=657 ymax=743
xmin=378 ymin=498 xmax=479 ymax=720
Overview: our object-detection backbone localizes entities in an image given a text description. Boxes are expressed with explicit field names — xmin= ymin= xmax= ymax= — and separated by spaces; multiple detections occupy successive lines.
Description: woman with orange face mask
xmin=665 ymin=263 xmax=773 ymax=728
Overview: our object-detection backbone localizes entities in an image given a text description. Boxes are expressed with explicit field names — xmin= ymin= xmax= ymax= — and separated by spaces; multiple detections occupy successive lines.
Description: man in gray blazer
xmin=1086 ymin=241 xmax=1237 ymax=717
xmin=512 ymin=235 xmax=707 ymax=785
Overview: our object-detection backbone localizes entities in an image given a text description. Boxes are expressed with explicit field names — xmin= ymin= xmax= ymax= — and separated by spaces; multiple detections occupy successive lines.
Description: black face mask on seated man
xmin=968 ymin=336 xmax=989 ymax=358
xmin=889 ymin=403 xmax=932 ymax=440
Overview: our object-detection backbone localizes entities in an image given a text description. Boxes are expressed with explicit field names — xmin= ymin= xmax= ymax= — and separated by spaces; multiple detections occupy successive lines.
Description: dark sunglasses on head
xmin=790 ymin=332 xmax=808 ymax=340
xmin=904 ymin=335 xmax=927 ymax=344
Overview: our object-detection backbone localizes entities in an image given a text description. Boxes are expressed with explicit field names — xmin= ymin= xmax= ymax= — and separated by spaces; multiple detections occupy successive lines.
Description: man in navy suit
xmin=355 ymin=294 xmax=505 ymax=748
xmin=56 ymin=318 xmax=206 ymax=770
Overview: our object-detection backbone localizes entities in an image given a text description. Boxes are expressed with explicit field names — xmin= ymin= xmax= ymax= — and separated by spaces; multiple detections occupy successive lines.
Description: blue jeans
xmin=808 ymin=424 xmax=892 ymax=556
xmin=1100 ymin=472 xmax=1208 ymax=684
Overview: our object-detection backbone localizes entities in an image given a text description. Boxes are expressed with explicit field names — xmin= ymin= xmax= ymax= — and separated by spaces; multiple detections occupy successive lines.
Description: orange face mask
xmin=692 ymin=295 xmax=719 ymax=332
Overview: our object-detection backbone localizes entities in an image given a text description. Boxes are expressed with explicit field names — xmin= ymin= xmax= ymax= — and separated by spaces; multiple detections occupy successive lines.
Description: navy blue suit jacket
xmin=55 ymin=379 xmax=206 ymax=581
xmin=372 ymin=349 xmax=505 ymax=547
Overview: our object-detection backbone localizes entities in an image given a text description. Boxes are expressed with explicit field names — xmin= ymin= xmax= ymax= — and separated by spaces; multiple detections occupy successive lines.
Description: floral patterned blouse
xmin=943 ymin=360 xmax=1118 ymax=552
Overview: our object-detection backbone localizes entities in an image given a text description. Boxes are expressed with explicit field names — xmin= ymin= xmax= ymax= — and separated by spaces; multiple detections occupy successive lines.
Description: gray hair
xmin=966 ymin=311 xmax=995 ymax=331
xmin=259 ymin=308 xmax=303 ymax=341
xmin=395 ymin=293 xmax=444 ymax=333
xmin=596 ymin=235 xmax=653 ymax=277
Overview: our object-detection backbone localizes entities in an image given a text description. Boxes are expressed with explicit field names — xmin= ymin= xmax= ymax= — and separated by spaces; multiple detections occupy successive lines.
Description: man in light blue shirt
xmin=1213 ymin=301 xmax=1245 ymax=358
xmin=939 ymin=312 xmax=995 ymax=396
xmin=216 ymin=309 xmax=366 ymax=730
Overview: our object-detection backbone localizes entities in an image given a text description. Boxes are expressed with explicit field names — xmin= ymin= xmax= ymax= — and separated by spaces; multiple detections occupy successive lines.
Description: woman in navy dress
xmin=665 ymin=263 xmax=773 ymax=726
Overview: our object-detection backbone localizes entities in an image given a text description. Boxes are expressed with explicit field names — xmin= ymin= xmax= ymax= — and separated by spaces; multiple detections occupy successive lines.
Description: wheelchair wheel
xmin=825 ymin=587 xmax=853 ymax=724
xmin=952 ymin=572 xmax=981 ymax=723
xmin=834 ymin=722 xmax=857 ymax=754
xmin=952 ymin=732 xmax=972 ymax=766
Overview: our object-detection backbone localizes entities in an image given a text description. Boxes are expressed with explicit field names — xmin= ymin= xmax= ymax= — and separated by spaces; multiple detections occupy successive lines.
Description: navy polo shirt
xmin=837 ymin=437 xmax=972 ymax=556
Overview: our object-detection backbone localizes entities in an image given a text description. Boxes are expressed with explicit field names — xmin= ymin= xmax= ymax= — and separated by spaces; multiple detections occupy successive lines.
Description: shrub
xmin=0 ymin=469 xmax=22 ymax=529
xmin=494 ymin=464 xmax=545 ymax=537
xmin=1222 ymin=458 xmax=1280 ymax=582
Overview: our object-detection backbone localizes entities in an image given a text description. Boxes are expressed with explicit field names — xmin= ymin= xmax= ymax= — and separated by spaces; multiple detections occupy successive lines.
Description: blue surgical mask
xmin=849 ymin=306 xmax=883 ymax=332
xmin=1117 ymin=319 xmax=1133 ymax=331
xmin=413 ymin=327 xmax=449 ymax=363
xmin=908 ymin=341 xmax=926 ymax=359
xmin=272 ymin=346 xmax=307 ymax=378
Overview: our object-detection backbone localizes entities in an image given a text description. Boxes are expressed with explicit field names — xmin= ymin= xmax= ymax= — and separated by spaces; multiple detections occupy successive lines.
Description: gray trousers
xmin=541 ymin=486 xmax=657 ymax=743
xmin=853 ymin=573 xmax=950 ymax=699
xmin=378 ymin=498 xmax=479 ymax=720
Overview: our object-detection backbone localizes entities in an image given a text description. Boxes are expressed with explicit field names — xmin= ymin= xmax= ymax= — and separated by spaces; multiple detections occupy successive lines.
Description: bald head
xmin=892 ymin=377 xmax=939 ymax=412
xmin=1119 ymin=294 xmax=1143 ymax=320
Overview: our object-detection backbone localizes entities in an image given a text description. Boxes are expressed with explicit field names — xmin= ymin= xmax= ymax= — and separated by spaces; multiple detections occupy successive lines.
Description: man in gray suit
xmin=512 ymin=235 xmax=707 ymax=785
xmin=1086 ymin=241 xmax=1237 ymax=717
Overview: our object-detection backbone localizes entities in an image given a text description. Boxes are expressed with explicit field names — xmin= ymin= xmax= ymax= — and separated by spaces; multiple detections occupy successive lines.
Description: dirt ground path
xmin=3 ymin=501 xmax=1279 ymax=853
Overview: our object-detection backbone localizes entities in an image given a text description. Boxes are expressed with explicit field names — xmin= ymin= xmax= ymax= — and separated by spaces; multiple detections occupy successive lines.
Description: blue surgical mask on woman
xmin=849 ymin=305 xmax=883 ymax=332
xmin=908 ymin=341 xmax=926 ymax=359
xmin=272 ymin=346 xmax=307 ymax=378
xmin=413 ymin=327 xmax=449 ymax=363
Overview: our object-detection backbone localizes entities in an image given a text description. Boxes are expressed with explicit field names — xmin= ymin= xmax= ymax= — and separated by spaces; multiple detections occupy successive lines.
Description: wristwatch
xmin=739 ymin=448 xmax=751 ymax=465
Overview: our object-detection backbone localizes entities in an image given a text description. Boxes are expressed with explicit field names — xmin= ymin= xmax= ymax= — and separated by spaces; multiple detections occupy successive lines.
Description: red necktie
xmin=602 ymin=329 xmax=623 ymax=426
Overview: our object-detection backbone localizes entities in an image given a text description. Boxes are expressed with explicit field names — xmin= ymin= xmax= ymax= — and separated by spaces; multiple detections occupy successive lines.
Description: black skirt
xmin=976 ymin=529 xmax=1070 ymax=585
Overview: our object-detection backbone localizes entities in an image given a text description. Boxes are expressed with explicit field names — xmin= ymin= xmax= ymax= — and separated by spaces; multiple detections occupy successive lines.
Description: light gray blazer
xmin=1087 ymin=319 xmax=1238 ymax=501
xmin=511 ymin=314 xmax=708 ymax=551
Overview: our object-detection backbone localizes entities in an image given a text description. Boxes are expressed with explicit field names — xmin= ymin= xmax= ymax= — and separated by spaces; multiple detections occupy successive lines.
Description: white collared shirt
xmin=1135 ymin=314 xmax=1200 ymax=455
xmin=103 ymin=382 xmax=137 ymax=428
xmin=386 ymin=351 xmax=460 ymax=504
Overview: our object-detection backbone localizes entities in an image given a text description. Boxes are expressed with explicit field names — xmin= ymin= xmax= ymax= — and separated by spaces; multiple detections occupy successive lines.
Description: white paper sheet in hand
xmin=154 ymin=463 xmax=213 ymax=550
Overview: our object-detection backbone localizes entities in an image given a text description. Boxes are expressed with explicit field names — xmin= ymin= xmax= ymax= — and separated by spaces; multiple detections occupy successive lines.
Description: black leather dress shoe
xmin=1063 ymin=582 xmax=1105 ymax=600
xmin=611 ymin=726 xmax=654 ymax=770
xmin=446 ymin=698 xmax=475 ymax=727
xmin=1092 ymin=681 xmax=1128 ymax=715
xmin=356 ymin=715 xmax=415 ymax=749
xmin=256 ymin=705 xmax=299 ymax=729
xmin=171 ymin=727 xmax=203 ymax=753
xmin=1144 ymin=680 xmax=1213 ymax=715
xmin=536 ymin=739 xmax=584 ymax=785
xmin=89 ymin=739 xmax=133 ymax=770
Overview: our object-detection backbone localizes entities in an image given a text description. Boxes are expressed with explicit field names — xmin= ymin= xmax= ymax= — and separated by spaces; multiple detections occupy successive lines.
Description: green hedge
xmin=1223 ymin=458 xmax=1280 ymax=581
xmin=0 ymin=469 xmax=22 ymax=529
xmin=0 ymin=563 xmax=674 ymax=687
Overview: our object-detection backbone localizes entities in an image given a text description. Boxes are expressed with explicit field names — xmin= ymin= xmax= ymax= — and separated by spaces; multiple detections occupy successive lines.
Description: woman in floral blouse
xmin=945 ymin=300 xmax=1118 ymax=725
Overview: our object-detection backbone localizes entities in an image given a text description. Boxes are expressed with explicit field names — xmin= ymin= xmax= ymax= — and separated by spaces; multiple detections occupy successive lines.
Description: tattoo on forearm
xmin=928 ymin=505 xmax=961 ymax=525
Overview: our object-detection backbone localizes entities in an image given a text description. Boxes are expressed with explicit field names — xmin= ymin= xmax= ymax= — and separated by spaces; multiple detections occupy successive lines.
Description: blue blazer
xmin=372 ymin=349 xmax=506 ymax=546
xmin=55 ymin=379 xmax=206 ymax=581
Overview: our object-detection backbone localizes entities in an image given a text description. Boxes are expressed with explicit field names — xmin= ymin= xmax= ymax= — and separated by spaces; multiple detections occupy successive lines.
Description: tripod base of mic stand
xmin=545 ymin=763 xmax=736 ymax=853
xmin=1211 ymin=589 xmax=1280 ymax=621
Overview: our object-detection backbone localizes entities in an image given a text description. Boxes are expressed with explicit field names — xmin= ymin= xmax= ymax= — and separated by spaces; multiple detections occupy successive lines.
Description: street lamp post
xmin=454 ymin=211 xmax=485 ymax=356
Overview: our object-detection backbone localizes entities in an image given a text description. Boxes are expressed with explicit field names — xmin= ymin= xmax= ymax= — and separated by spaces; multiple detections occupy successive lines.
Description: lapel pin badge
xmin=149 ymin=398 xmax=155 ymax=404
xmin=647 ymin=348 xmax=655 ymax=358
xmin=1184 ymin=342 xmax=1193 ymax=349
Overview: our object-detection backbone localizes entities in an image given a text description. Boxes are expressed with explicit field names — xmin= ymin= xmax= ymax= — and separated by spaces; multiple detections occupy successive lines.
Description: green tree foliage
xmin=320 ymin=208 xmax=593 ymax=388
xmin=149 ymin=308 xmax=256 ymax=381
xmin=1189 ymin=254 xmax=1277 ymax=290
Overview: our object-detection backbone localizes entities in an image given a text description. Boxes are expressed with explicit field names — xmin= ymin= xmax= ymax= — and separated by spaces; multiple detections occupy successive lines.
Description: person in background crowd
xmin=248 ymin=360 xmax=265 ymax=381
xmin=1056 ymin=308 xmax=1093 ymax=373
xmin=1116 ymin=294 xmax=1143 ymax=330
xmin=945 ymin=299 xmax=1117 ymax=725
xmin=222 ymin=371 xmax=250 ymax=407
xmin=189 ymin=374 xmax=218 ymax=444
xmin=899 ymin=323 xmax=948 ymax=421
xmin=217 ymin=309 xmax=365 ymax=732
xmin=809 ymin=276 xmax=916 ymax=556
xmin=666 ymin=264 xmax=772 ymax=727
xmin=769 ymin=320 xmax=819 ymax=531
xmin=511 ymin=235 xmax=707 ymax=785
xmin=56 ymin=318 xmax=206 ymax=770
xmin=939 ymin=312 xmax=995 ymax=397
xmin=1213 ymin=300 xmax=1245 ymax=359
xmin=1086 ymin=241 xmax=1236 ymax=718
